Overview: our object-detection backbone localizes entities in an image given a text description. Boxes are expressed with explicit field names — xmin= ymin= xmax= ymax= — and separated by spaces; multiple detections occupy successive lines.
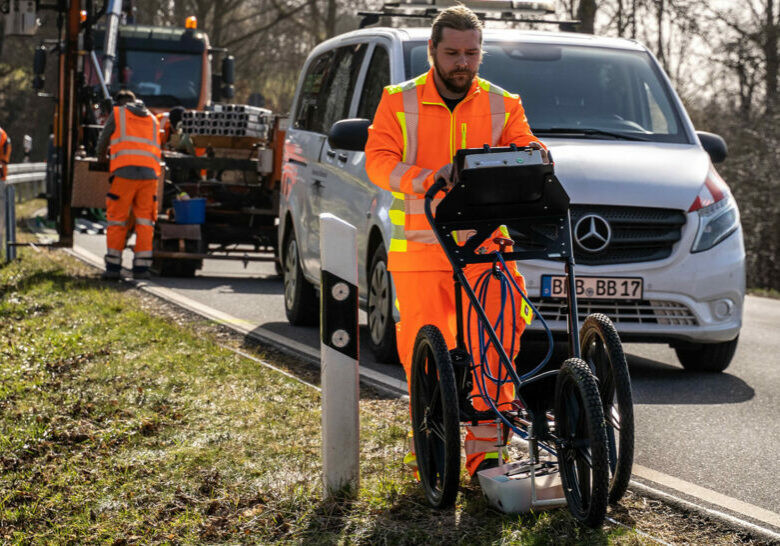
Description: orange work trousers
xmin=394 ymin=264 xmax=527 ymax=475
xmin=104 ymin=177 xmax=157 ymax=272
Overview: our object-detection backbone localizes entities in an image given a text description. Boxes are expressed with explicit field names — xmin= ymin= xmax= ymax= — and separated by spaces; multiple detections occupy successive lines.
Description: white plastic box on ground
xmin=477 ymin=460 xmax=567 ymax=514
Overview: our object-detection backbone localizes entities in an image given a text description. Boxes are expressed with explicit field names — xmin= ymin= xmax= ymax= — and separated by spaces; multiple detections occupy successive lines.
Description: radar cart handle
xmin=425 ymin=177 xmax=448 ymax=201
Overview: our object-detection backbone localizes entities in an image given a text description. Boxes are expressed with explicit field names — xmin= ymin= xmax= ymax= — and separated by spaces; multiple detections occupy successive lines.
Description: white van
xmin=279 ymin=25 xmax=745 ymax=372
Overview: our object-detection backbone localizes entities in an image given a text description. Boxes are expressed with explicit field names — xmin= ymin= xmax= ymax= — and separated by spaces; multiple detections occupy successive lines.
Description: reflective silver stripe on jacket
xmin=110 ymin=107 xmax=161 ymax=149
xmin=406 ymin=197 xmax=442 ymax=215
xmin=401 ymin=85 xmax=419 ymax=164
xmin=487 ymin=85 xmax=506 ymax=145
xmin=389 ymin=163 xmax=411 ymax=192
xmin=109 ymin=149 xmax=163 ymax=161
xmin=405 ymin=230 xmax=438 ymax=244
xmin=135 ymin=218 xmax=155 ymax=226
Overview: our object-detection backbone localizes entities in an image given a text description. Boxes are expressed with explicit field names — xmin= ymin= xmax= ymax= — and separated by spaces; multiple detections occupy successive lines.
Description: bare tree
xmin=704 ymin=0 xmax=780 ymax=114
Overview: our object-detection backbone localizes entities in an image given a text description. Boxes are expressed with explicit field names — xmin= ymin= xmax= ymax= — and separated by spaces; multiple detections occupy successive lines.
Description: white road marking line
xmin=218 ymin=344 xmax=321 ymax=392
xmin=633 ymin=464 xmax=780 ymax=530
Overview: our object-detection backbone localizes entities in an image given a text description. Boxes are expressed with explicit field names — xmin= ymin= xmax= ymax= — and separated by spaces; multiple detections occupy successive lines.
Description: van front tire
xmin=283 ymin=231 xmax=319 ymax=326
xmin=367 ymin=244 xmax=399 ymax=364
xmin=674 ymin=336 xmax=738 ymax=373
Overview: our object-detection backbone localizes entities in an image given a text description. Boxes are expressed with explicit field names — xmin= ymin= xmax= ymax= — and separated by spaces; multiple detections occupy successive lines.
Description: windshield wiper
xmin=534 ymin=127 xmax=650 ymax=141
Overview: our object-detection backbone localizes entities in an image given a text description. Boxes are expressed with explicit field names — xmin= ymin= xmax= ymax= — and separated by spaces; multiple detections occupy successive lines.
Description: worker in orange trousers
xmin=96 ymin=89 xmax=161 ymax=280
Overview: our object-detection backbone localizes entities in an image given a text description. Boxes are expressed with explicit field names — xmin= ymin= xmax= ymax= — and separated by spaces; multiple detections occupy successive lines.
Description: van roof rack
xmin=359 ymin=1 xmax=579 ymax=30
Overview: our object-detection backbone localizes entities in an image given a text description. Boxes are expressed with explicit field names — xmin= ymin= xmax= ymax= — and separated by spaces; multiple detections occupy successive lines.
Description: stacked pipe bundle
xmin=181 ymin=104 xmax=272 ymax=139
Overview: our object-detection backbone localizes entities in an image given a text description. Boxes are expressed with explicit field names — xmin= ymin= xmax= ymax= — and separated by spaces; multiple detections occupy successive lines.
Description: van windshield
xmin=403 ymin=41 xmax=688 ymax=143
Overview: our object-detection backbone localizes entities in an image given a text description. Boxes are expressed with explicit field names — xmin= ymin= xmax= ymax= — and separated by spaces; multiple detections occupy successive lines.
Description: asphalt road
xmin=72 ymin=231 xmax=780 ymax=535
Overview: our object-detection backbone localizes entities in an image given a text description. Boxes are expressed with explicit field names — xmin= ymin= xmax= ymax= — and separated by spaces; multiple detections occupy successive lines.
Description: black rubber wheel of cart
xmin=554 ymin=358 xmax=609 ymax=528
xmin=410 ymin=325 xmax=461 ymax=509
xmin=580 ymin=313 xmax=634 ymax=504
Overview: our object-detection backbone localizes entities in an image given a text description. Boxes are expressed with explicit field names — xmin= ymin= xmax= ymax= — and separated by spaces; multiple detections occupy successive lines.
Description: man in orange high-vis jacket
xmin=96 ymin=90 xmax=161 ymax=280
xmin=157 ymin=106 xmax=185 ymax=149
xmin=0 ymin=125 xmax=11 ymax=181
xmin=365 ymin=5 xmax=548 ymax=479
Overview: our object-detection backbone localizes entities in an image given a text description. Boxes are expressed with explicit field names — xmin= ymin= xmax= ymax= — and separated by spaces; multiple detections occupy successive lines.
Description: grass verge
xmin=0 ymin=247 xmax=770 ymax=545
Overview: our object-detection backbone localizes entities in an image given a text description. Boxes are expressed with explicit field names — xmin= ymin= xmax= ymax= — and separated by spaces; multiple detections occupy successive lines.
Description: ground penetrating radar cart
xmin=411 ymin=146 xmax=634 ymax=528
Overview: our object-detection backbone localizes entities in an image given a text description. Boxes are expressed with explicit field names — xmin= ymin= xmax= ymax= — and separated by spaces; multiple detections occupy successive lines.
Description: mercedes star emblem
xmin=574 ymin=214 xmax=611 ymax=252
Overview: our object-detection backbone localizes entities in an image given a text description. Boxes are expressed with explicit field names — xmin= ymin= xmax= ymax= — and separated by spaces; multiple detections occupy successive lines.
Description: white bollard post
xmin=320 ymin=213 xmax=359 ymax=497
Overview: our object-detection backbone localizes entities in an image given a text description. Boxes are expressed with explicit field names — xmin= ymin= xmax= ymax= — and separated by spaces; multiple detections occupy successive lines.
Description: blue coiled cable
xmin=465 ymin=252 xmax=556 ymax=438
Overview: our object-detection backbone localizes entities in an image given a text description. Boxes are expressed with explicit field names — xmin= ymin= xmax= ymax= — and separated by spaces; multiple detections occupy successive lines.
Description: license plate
xmin=541 ymin=275 xmax=643 ymax=300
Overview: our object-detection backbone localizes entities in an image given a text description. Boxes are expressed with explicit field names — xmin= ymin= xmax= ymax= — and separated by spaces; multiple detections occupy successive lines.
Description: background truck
xmin=29 ymin=0 xmax=282 ymax=275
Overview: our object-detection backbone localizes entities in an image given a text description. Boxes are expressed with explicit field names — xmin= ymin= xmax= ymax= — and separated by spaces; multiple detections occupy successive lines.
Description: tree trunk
xmin=656 ymin=0 xmax=667 ymax=70
xmin=326 ymin=0 xmax=338 ymax=38
xmin=765 ymin=0 xmax=779 ymax=112
xmin=616 ymin=0 xmax=626 ymax=36
xmin=576 ymin=0 xmax=598 ymax=34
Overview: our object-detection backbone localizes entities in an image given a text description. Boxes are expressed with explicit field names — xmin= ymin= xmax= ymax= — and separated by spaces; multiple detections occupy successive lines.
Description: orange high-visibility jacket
xmin=365 ymin=68 xmax=542 ymax=272
xmin=109 ymin=106 xmax=161 ymax=176
xmin=0 ymin=127 xmax=10 ymax=180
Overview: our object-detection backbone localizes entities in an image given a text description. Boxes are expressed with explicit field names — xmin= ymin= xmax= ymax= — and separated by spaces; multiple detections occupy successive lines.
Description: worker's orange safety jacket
xmin=365 ymin=68 xmax=542 ymax=271
xmin=109 ymin=106 xmax=161 ymax=176
xmin=0 ymin=127 xmax=9 ymax=180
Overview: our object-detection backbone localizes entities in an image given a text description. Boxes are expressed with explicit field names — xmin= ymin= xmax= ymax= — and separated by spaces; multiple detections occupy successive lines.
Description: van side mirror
xmin=328 ymin=118 xmax=371 ymax=152
xmin=33 ymin=45 xmax=46 ymax=90
xmin=222 ymin=55 xmax=235 ymax=85
xmin=696 ymin=131 xmax=727 ymax=164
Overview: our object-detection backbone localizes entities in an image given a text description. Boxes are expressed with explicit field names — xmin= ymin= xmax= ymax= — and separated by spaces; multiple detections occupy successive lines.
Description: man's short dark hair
xmin=431 ymin=4 xmax=483 ymax=48
xmin=168 ymin=106 xmax=186 ymax=126
xmin=115 ymin=89 xmax=137 ymax=106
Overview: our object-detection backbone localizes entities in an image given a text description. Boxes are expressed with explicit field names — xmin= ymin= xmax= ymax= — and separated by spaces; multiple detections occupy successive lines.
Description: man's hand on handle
xmin=434 ymin=162 xmax=457 ymax=190
xmin=527 ymin=141 xmax=550 ymax=164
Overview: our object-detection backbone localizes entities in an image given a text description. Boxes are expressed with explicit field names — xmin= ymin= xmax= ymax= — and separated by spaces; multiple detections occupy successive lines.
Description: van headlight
xmin=690 ymin=187 xmax=740 ymax=253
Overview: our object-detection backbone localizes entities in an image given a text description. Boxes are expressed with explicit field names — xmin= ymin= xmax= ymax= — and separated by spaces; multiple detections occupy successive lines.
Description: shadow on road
xmin=245 ymin=322 xmax=409 ymax=385
xmin=627 ymin=354 xmax=755 ymax=405
xmin=154 ymin=274 xmax=284 ymax=296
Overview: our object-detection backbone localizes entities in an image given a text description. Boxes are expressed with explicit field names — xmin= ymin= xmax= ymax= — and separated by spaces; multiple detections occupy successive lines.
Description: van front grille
xmin=570 ymin=205 xmax=686 ymax=265
xmin=530 ymin=298 xmax=698 ymax=326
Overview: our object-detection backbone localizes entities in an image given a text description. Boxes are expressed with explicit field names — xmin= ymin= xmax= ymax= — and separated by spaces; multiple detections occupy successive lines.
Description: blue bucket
xmin=173 ymin=198 xmax=206 ymax=224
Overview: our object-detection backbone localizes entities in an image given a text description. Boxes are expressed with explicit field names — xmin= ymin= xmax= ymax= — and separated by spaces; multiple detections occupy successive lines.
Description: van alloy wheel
xmin=367 ymin=244 xmax=399 ymax=363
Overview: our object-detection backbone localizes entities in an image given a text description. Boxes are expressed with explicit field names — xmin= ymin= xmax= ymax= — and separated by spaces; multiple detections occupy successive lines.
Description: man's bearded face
xmin=430 ymin=27 xmax=482 ymax=95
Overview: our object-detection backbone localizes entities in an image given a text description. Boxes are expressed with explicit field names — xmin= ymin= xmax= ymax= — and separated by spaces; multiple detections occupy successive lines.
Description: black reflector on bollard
xmin=321 ymin=269 xmax=358 ymax=360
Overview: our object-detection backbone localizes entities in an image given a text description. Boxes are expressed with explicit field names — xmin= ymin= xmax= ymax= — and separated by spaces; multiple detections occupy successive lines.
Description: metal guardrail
xmin=6 ymin=162 xmax=47 ymax=202
xmin=2 ymin=162 xmax=47 ymax=262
